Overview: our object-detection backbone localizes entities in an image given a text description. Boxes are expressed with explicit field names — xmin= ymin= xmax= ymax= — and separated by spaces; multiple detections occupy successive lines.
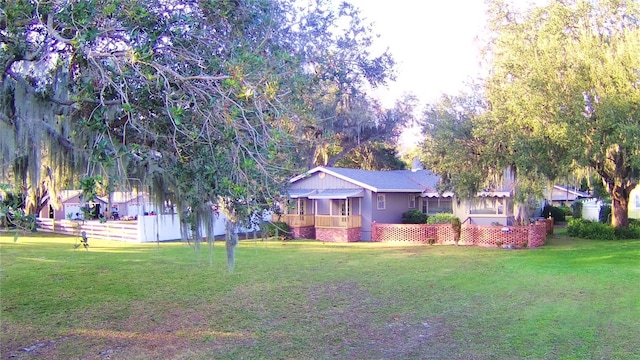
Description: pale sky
xmin=346 ymin=1 xmax=545 ymax=107
xmin=347 ymin=0 xmax=489 ymax=106
xmin=340 ymin=1 xmax=545 ymax=148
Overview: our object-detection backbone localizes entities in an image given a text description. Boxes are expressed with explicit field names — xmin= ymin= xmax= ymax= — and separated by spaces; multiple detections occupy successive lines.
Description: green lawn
xmin=1 ymin=231 xmax=639 ymax=359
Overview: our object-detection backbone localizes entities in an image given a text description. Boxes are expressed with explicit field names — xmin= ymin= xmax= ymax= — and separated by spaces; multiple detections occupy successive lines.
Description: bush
xmin=599 ymin=204 xmax=611 ymax=224
xmin=568 ymin=218 xmax=640 ymax=240
xmin=401 ymin=209 xmax=428 ymax=224
xmin=559 ymin=205 xmax=572 ymax=217
xmin=567 ymin=218 xmax=615 ymax=240
xmin=571 ymin=201 xmax=583 ymax=219
xmin=613 ymin=226 xmax=640 ymax=239
xmin=542 ymin=205 xmax=566 ymax=223
xmin=426 ymin=213 xmax=455 ymax=224
xmin=263 ymin=222 xmax=291 ymax=239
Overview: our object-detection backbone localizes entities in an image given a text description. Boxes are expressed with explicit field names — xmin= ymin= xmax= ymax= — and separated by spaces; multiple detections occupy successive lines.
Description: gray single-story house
xmin=279 ymin=166 xmax=450 ymax=241
xmin=278 ymin=166 xmax=523 ymax=242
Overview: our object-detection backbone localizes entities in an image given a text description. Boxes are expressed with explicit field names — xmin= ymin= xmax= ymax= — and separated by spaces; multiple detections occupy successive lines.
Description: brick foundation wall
xmin=291 ymin=226 xmax=315 ymax=240
xmin=316 ymin=227 xmax=361 ymax=242
xmin=372 ymin=222 xmax=547 ymax=249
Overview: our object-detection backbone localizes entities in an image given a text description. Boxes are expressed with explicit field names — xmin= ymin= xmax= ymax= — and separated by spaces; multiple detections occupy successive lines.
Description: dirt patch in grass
xmin=3 ymin=281 xmax=474 ymax=359
xmin=2 ymin=300 xmax=256 ymax=359
xmin=298 ymin=281 xmax=467 ymax=359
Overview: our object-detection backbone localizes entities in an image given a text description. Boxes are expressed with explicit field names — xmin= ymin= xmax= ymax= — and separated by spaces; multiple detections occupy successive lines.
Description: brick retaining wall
xmin=316 ymin=227 xmax=361 ymax=242
xmin=291 ymin=226 xmax=315 ymax=240
xmin=372 ymin=222 xmax=546 ymax=248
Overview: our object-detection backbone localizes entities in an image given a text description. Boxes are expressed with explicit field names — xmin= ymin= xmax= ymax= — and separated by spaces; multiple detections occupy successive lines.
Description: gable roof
xmin=551 ymin=185 xmax=591 ymax=201
xmin=290 ymin=166 xmax=441 ymax=193
xmin=99 ymin=191 xmax=149 ymax=204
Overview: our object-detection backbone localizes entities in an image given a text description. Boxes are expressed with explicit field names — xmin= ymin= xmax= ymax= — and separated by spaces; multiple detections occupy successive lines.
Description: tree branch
xmin=6 ymin=68 xmax=121 ymax=106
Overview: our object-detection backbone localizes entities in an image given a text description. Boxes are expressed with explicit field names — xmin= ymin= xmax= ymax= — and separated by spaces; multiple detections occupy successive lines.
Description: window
xmin=422 ymin=198 xmax=453 ymax=214
xmin=408 ymin=195 xmax=416 ymax=209
xmin=297 ymin=198 xmax=306 ymax=215
xmin=636 ymin=194 xmax=640 ymax=208
xmin=376 ymin=194 xmax=386 ymax=210
xmin=470 ymin=198 xmax=505 ymax=214
xmin=338 ymin=199 xmax=351 ymax=216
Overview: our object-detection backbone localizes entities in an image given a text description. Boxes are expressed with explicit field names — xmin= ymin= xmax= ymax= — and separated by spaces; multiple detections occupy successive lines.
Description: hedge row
xmin=567 ymin=218 xmax=640 ymax=240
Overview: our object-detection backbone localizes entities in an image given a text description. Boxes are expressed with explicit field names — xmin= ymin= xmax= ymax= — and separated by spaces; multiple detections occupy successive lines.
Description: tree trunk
xmin=225 ymin=221 xmax=238 ymax=272
xmin=611 ymin=185 xmax=630 ymax=228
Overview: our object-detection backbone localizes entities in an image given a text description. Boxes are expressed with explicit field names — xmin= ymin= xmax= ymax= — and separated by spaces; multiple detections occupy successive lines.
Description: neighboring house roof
xmin=55 ymin=190 xmax=107 ymax=204
xmin=58 ymin=190 xmax=83 ymax=202
xmin=291 ymin=166 xmax=441 ymax=193
xmin=551 ymin=185 xmax=591 ymax=201
xmin=99 ymin=192 xmax=149 ymax=204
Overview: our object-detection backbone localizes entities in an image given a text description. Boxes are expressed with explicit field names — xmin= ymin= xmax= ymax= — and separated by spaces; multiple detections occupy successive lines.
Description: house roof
xmin=291 ymin=166 xmax=441 ymax=193
xmin=551 ymin=185 xmax=591 ymax=201
xmin=288 ymin=189 xmax=317 ymax=198
xmin=477 ymin=191 xmax=511 ymax=198
xmin=98 ymin=192 xmax=149 ymax=203
xmin=423 ymin=191 xmax=454 ymax=198
xmin=308 ymin=189 xmax=364 ymax=199
xmin=57 ymin=190 xmax=107 ymax=204
xmin=59 ymin=190 xmax=83 ymax=202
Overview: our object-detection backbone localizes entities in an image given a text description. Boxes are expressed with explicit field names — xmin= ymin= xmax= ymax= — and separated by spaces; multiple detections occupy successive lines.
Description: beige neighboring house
xmin=39 ymin=190 xmax=158 ymax=220
xmin=449 ymin=168 xmax=523 ymax=226
xmin=39 ymin=190 xmax=107 ymax=220
xmin=630 ymin=184 xmax=640 ymax=219
xmin=549 ymin=185 xmax=591 ymax=206
xmin=99 ymin=192 xmax=157 ymax=218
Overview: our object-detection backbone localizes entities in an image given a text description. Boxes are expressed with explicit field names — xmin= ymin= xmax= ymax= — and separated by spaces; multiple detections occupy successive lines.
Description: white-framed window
xmin=408 ymin=195 xmax=416 ymax=209
xmin=470 ymin=198 xmax=505 ymax=215
xmin=422 ymin=198 xmax=453 ymax=214
xmin=635 ymin=194 xmax=640 ymax=208
xmin=376 ymin=194 xmax=386 ymax=210
xmin=338 ymin=199 xmax=351 ymax=216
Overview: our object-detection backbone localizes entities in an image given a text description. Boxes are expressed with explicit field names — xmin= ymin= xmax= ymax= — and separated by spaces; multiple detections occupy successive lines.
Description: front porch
xmin=277 ymin=214 xmax=362 ymax=242
xmin=278 ymin=189 xmax=364 ymax=242
xmin=277 ymin=214 xmax=362 ymax=229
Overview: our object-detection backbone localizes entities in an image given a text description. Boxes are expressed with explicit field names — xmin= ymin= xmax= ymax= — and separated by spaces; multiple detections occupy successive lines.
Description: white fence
xmin=37 ymin=218 xmax=141 ymax=242
xmin=38 ymin=214 xmax=228 ymax=243
xmin=581 ymin=199 xmax=602 ymax=221
xmin=37 ymin=211 xmax=267 ymax=243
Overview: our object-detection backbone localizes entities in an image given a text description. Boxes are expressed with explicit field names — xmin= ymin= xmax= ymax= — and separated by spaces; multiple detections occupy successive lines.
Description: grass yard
xmin=1 ymin=231 xmax=639 ymax=359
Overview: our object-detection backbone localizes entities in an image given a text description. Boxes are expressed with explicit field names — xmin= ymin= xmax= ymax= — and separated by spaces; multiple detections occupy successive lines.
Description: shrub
xmin=427 ymin=214 xmax=461 ymax=243
xmin=559 ymin=205 xmax=572 ymax=217
xmin=613 ymin=226 xmax=640 ymax=240
xmin=567 ymin=218 xmax=615 ymax=240
xmin=426 ymin=213 xmax=455 ymax=224
xmin=599 ymin=204 xmax=611 ymax=224
xmin=263 ymin=222 xmax=291 ymax=239
xmin=570 ymin=201 xmax=583 ymax=219
xmin=401 ymin=209 xmax=428 ymax=224
xmin=542 ymin=205 xmax=566 ymax=223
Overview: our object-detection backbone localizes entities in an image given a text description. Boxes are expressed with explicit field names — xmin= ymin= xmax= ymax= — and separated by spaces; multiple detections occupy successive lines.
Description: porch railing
xmin=315 ymin=215 xmax=362 ymax=229
xmin=277 ymin=214 xmax=315 ymax=227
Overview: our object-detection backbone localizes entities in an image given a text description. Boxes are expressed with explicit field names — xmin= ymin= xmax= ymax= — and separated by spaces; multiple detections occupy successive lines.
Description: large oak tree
xmin=422 ymin=0 xmax=639 ymax=228
xmin=1 ymin=0 xmax=397 ymax=269
xmin=485 ymin=0 xmax=640 ymax=227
